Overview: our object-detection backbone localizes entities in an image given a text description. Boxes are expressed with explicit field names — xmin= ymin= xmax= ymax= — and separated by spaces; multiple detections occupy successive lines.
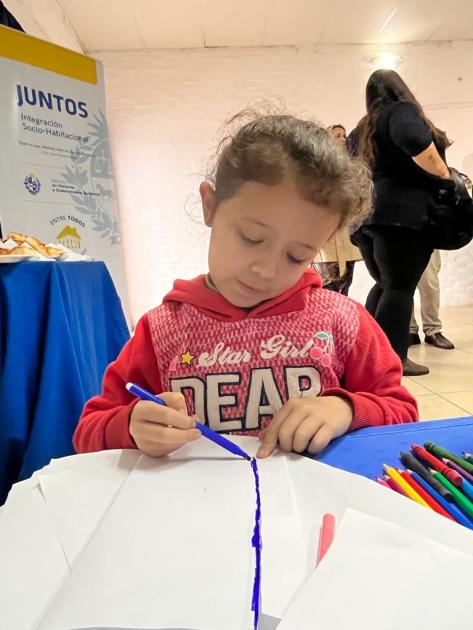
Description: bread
xmin=9 ymin=246 xmax=34 ymax=256
xmin=8 ymin=232 xmax=28 ymax=243
xmin=46 ymin=246 xmax=64 ymax=257
xmin=24 ymin=235 xmax=49 ymax=257
xmin=0 ymin=245 xmax=33 ymax=255
xmin=9 ymin=232 xmax=49 ymax=255
xmin=8 ymin=232 xmax=64 ymax=258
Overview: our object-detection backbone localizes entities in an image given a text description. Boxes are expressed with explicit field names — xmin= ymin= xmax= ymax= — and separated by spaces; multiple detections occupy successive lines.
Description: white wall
xmin=94 ymin=41 xmax=473 ymax=324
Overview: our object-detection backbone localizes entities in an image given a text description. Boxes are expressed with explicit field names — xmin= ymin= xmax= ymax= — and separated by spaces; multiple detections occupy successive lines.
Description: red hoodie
xmin=74 ymin=269 xmax=418 ymax=453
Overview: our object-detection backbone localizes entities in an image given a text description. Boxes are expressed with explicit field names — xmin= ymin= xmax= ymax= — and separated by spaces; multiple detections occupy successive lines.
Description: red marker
xmin=316 ymin=513 xmax=335 ymax=566
xmin=399 ymin=470 xmax=455 ymax=521
xmin=411 ymin=445 xmax=463 ymax=487
xmin=442 ymin=458 xmax=473 ymax=485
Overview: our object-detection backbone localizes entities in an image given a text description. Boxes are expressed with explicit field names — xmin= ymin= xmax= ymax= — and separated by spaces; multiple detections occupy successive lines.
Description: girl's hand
xmin=256 ymin=396 xmax=353 ymax=458
xmin=129 ymin=392 xmax=201 ymax=457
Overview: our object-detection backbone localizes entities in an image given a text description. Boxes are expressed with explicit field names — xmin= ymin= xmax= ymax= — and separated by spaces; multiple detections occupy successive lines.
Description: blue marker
xmin=459 ymin=477 xmax=473 ymax=502
xmin=409 ymin=470 xmax=473 ymax=530
xmin=126 ymin=382 xmax=251 ymax=461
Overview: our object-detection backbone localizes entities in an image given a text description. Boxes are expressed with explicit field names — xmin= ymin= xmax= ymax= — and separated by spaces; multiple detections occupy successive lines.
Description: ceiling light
xmin=376 ymin=52 xmax=399 ymax=70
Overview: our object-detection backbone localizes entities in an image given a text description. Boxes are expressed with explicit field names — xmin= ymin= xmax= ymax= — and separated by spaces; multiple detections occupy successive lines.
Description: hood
xmin=163 ymin=268 xmax=322 ymax=322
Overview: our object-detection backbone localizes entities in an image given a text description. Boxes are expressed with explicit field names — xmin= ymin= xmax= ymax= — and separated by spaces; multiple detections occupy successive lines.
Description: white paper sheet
xmin=257 ymin=454 xmax=310 ymax=619
xmin=168 ymin=439 xmax=310 ymax=620
xmin=37 ymin=442 xmax=258 ymax=630
xmin=0 ymin=486 xmax=69 ymax=629
xmin=4 ymin=438 xmax=473 ymax=630
xmin=38 ymin=449 xmax=141 ymax=565
xmin=278 ymin=508 xmax=473 ymax=629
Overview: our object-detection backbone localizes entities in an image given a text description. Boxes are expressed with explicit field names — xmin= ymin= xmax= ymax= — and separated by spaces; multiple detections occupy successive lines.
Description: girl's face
xmin=200 ymin=179 xmax=341 ymax=308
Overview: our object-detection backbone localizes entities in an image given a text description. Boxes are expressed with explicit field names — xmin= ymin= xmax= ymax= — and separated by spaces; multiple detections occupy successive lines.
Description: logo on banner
xmin=24 ymin=173 xmax=41 ymax=195
xmin=56 ymin=226 xmax=81 ymax=250
xmin=61 ymin=111 xmax=121 ymax=245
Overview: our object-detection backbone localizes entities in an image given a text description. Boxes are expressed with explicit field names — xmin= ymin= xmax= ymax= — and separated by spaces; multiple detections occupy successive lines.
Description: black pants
xmin=356 ymin=226 xmax=433 ymax=361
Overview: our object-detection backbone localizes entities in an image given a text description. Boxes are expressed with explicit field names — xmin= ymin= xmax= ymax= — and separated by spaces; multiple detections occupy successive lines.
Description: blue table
xmin=317 ymin=417 xmax=473 ymax=479
xmin=0 ymin=261 xmax=129 ymax=504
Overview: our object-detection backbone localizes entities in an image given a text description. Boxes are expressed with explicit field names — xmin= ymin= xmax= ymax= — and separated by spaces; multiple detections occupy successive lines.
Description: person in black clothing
xmin=0 ymin=1 xmax=24 ymax=30
xmin=355 ymin=69 xmax=453 ymax=377
xmin=346 ymin=115 xmax=367 ymax=158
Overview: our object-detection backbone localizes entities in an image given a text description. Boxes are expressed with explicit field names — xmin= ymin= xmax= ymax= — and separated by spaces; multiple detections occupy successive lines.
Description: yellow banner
xmin=0 ymin=25 xmax=96 ymax=84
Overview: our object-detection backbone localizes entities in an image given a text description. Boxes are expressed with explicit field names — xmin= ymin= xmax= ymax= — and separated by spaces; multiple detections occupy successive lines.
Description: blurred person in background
xmin=315 ymin=125 xmax=362 ymax=296
xmin=409 ymin=250 xmax=454 ymax=350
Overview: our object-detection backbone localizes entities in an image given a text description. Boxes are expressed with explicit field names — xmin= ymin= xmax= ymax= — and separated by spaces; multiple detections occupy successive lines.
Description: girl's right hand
xmin=129 ymin=392 xmax=201 ymax=457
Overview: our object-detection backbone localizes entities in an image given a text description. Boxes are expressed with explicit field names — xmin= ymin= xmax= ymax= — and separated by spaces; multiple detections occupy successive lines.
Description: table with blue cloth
xmin=0 ymin=261 xmax=129 ymax=504
xmin=316 ymin=416 xmax=473 ymax=478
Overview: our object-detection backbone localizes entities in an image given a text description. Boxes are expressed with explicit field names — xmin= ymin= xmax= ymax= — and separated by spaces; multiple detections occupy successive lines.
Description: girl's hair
xmin=359 ymin=69 xmax=451 ymax=167
xmin=206 ymin=109 xmax=373 ymax=230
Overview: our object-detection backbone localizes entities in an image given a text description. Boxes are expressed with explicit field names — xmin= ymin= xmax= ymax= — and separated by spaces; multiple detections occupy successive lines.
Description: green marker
xmin=424 ymin=442 xmax=473 ymax=475
xmin=432 ymin=470 xmax=473 ymax=521
xmin=462 ymin=452 xmax=473 ymax=465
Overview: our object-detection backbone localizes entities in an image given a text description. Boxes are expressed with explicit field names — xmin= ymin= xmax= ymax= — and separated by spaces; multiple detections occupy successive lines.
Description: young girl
xmin=74 ymin=112 xmax=418 ymax=460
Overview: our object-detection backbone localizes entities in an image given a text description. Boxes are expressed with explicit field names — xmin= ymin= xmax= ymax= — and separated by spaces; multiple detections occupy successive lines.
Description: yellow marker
xmin=383 ymin=464 xmax=431 ymax=509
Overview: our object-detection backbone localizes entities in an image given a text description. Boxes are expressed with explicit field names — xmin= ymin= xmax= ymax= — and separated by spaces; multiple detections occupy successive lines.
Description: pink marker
xmin=376 ymin=477 xmax=391 ymax=489
xmin=316 ymin=513 xmax=336 ymax=566
xmin=384 ymin=475 xmax=408 ymax=496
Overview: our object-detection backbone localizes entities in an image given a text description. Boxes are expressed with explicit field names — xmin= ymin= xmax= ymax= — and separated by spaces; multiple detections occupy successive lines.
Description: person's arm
xmin=412 ymin=142 xmax=450 ymax=179
xmin=256 ymin=302 xmax=418 ymax=458
xmin=388 ymin=102 xmax=451 ymax=180
xmin=73 ymin=315 xmax=163 ymax=453
xmin=322 ymin=303 xmax=419 ymax=429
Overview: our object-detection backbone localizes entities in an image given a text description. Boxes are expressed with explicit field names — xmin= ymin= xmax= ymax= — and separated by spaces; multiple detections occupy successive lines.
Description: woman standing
xmin=356 ymin=69 xmax=452 ymax=376
xmin=316 ymin=125 xmax=362 ymax=296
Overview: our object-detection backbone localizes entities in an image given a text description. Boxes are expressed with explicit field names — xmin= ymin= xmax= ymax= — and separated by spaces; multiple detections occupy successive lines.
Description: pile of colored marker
xmin=377 ymin=442 xmax=473 ymax=529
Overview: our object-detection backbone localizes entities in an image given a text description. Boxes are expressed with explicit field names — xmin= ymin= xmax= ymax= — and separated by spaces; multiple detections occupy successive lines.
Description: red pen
xmin=399 ymin=470 xmax=455 ymax=521
xmin=412 ymin=444 xmax=463 ymax=487
xmin=316 ymin=513 xmax=335 ymax=566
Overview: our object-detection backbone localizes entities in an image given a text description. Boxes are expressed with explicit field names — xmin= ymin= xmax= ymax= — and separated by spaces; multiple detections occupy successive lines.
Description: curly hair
xmin=206 ymin=108 xmax=373 ymax=231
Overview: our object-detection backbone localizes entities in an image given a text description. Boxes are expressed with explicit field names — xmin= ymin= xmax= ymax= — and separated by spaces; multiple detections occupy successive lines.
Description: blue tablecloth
xmin=0 ymin=261 xmax=129 ymax=504
xmin=316 ymin=417 xmax=473 ymax=479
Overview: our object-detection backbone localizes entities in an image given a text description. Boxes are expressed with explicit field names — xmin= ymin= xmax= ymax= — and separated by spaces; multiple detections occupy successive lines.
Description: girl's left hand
xmin=256 ymin=396 xmax=353 ymax=458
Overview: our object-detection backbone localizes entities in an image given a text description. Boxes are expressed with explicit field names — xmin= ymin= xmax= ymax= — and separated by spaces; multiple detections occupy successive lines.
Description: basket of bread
xmin=0 ymin=232 xmax=66 ymax=261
